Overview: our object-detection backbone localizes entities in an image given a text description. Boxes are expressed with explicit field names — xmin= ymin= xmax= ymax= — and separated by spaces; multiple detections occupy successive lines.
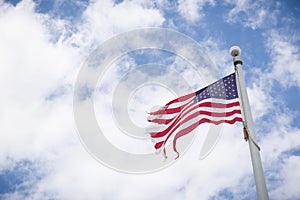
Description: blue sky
xmin=0 ymin=0 xmax=300 ymax=199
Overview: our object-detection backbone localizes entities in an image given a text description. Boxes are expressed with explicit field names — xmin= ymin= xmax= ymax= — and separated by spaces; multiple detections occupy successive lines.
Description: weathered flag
xmin=147 ymin=72 xmax=243 ymax=159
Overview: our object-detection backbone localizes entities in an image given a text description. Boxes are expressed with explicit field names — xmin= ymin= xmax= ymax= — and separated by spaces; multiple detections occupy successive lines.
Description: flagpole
xmin=230 ymin=46 xmax=269 ymax=200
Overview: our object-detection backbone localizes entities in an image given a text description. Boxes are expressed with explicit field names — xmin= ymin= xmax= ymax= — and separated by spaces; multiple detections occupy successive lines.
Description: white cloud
xmin=0 ymin=0 xmax=165 ymax=161
xmin=225 ymin=0 xmax=276 ymax=30
xmin=270 ymin=155 xmax=300 ymax=199
xmin=178 ymin=0 xmax=215 ymax=23
xmin=198 ymin=39 xmax=234 ymax=76
xmin=68 ymin=0 xmax=164 ymax=49
xmin=261 ymin=112 xmax=300 ymax=162
xmin=265 ymin=30 xmax=300 ymax=88
xmin=19 ymin=124 xmax=253 ymax=200
xmin=247 ymin=82 xmax=274 ymax=120
xmin=0 ymin=0 xmax=79 ymax=164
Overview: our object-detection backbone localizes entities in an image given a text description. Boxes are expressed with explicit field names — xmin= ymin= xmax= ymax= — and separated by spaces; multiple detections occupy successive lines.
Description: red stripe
xmin=150 ymin=109 xmax=241 ymax=138
xmin=165 ymin=92 xmax=196 ymax=106
xmin=177 ymin=109 xmax=242 ymax=126
xmin=154 ymin=117 xmax=243 ymax=152
xmin=150 ymin=101 xmax=241 ymax=138
xmin=149 ymin=98 xmax=194 ymax=115
xmin=171 ymin=117 xmax=243 ymax=158
xmin=148 ymin=103 xmax=187 ymax=115
xmin=149 ymin=101 xmax=241 ymax=125
xmin=148 ymin=92 xmax=195 ymax=115
xmin=149 ymin=101 xmax=241 ymax=116
xmin=154 ymin=141 xmax=164 ymax=149
xmin=198 ymin=101 xmax=241 ymax=109
xmin=148 ymin=100 xmax=195 ymax=124
xmin=147 ymin=118 xmax=173 ymax=124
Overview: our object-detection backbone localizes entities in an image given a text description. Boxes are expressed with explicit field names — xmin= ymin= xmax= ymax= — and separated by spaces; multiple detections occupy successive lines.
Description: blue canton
xmin=195 ymin=73 xmax=238 ymax=103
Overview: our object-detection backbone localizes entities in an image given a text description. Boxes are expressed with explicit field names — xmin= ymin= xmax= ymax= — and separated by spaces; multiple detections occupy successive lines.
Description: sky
xmin=0 ymin=0 xmax=300 ymax=199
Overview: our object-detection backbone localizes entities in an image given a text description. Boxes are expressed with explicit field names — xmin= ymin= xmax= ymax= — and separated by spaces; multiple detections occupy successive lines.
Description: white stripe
xmin=151 ymin=112 xmax=242 ymax=143
xmin=179 ymin=100 xmax=241 ymax=119
xmin=151 ymin=98 xmax=240 ymax=118
xmin=148 ymin=100 xmax=194 ymax=121
xmin=196 ymin=97 xmax=241 ymax=104
xmin=148 ymin=98 xmax=241 ymax=134
xmin=147 ymin=113 xmax=178 ymax=121
xmin=163 ymin=94 xmax=195 ymax=109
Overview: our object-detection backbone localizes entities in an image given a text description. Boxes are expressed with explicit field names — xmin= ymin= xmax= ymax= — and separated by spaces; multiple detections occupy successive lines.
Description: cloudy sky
xmin=1 ymin=0 xmax=300 ymax=199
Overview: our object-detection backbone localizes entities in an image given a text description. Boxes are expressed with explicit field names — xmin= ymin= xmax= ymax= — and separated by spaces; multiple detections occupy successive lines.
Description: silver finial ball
xmin=230 ymin=46 xmax=241 ymax=57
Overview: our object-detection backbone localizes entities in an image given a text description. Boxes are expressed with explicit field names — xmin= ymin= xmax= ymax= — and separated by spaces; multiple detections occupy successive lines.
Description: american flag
xmin=147 ymin=72 xmax=243 ymax=159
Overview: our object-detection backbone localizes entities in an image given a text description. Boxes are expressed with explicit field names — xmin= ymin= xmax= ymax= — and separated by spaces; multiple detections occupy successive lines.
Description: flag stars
xmin=195 ymin=73 xmax=238 ymax=102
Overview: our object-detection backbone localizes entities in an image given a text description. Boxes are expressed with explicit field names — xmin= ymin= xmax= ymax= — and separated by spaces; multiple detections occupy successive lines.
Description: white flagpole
xmin=230 ymin=46 xmax=269 ymax=200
